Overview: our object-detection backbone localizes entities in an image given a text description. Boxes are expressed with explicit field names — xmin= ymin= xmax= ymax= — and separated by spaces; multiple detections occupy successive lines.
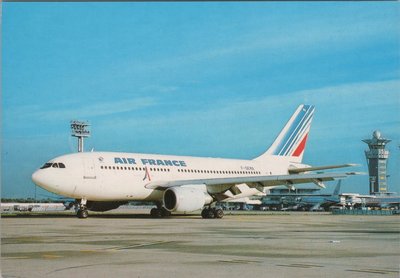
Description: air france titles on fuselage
xmin=114 ymin=157 xmax=187 ymax=167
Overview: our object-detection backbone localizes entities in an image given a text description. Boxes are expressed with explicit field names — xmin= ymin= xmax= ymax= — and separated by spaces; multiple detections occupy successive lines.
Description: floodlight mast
xmin=70 ymin=120 xmax=91 ymax=152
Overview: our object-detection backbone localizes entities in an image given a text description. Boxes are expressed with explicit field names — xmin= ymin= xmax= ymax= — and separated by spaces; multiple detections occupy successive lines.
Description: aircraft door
xmin=83 ymin=157 xmax=97 ymax=181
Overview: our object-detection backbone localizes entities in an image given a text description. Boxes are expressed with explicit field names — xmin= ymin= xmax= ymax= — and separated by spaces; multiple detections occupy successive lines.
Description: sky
xmin=2 ymin=2 xmax=399 ymax=198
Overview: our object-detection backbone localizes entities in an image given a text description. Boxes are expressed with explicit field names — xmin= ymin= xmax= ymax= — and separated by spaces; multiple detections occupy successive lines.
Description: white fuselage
xmin=32 ymin=151 xmax=301 ymax=202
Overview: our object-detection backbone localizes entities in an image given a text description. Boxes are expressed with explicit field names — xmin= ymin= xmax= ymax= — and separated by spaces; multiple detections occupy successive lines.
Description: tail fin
xmin=255 ymin=104 xmax=315 ymax=163
xmin=332 ymin=180 xmax=341 ymax=196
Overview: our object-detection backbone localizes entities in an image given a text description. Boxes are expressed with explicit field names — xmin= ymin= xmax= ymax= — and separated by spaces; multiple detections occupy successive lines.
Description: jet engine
xmin=163 ymin=187 xmax=212 ymax=213
xmin=86 ymin=201 xmax=128 ymax=212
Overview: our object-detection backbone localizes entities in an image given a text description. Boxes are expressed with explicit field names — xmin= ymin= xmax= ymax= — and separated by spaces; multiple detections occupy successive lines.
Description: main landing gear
xmin=150 ymin=204 xmax=171 ymax=218
xmin=201 ymin=207 xmax=224 ymax=219
xmin=77 ymin=198 xmax=89 ymax=219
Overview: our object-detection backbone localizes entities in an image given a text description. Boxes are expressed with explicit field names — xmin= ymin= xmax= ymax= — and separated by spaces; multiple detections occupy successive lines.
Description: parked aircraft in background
xmin=364 ymin=196 xmax=400 ymax=209
xmin=0 ymin=203 xmax=67 ymax=213
xmin=295 ymin=180 xmax=343 ymax=211
xmin=339 ymin=193 xmax=400 ymax=209
xmin=32 ymin=104 xmax=358 ymax=219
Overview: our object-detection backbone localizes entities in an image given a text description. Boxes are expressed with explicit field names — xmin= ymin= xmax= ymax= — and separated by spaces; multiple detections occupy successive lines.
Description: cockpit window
xmin=40 ymin=163 xmax=53 ymax=169
xmin=40 ymin=162 xmax=66 ymax=169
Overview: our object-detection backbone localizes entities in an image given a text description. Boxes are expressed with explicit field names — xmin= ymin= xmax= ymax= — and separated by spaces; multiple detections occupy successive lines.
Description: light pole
xmin=70 ymin=120 xmax=91 ymax=152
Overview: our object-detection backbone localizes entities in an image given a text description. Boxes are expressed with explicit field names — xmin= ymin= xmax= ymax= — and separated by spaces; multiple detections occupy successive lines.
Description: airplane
xmin=0 ymin=202 xmax=68 ymax=213
xmin=295 ymin=180 xmax=343 ymax=211
xmin=363 ymin=196 xmax=400 ymax=209
xmin=31 ymin=104 xmax=359 ymax=219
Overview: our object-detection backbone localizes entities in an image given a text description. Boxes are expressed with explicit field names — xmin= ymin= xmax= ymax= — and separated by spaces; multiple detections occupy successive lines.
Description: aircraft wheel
xmin=77 ymin=209 xmax=88 ymax=219
xmin=201 ymin=208 xmax=209 ymax=219
xmin=150 ymin=208 xmax=162 ymax=218
xmin=207 ymin=209 xmax=215 ymax=219
xmin=161 ymin=208 xmax=171 ymax=217
xmin=214 ymin=208 xmax=224 ymax=219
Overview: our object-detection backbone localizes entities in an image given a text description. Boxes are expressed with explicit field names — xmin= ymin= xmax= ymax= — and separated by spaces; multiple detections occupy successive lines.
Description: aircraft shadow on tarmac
xmin=1 ymin=212 xmax=200 ymax=219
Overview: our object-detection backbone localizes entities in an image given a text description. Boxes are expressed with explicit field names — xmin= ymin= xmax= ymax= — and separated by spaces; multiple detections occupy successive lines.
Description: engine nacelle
xmin=163 ymin=187 xmax=212 ymax=213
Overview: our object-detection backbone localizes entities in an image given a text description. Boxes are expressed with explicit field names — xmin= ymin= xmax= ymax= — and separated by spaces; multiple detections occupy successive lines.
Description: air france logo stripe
xmin=274 ymin=105 xmax=311 ymax=155
xmin=273 ymin=105 xmax=314 ymax=156
xmin=281 ymin=110 xmax=312 ymax=156
xmin=292 ymin=133 xmax=308 ymax=157
xmin=280 ymin=108 xmax=313 ymax=156
xmin=278 ymin=109 xmax=312 ymax=155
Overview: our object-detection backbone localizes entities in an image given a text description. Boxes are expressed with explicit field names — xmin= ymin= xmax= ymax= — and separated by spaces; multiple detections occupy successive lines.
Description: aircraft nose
xmin=32 ymin=170 xmax=44 ymax=186
xmin=32 ymin=169 xmax=60 ymax=194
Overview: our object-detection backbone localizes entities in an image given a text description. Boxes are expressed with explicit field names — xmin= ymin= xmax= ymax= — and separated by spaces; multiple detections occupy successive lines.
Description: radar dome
xmin=373 ymin=130 xmax=381 ymax=139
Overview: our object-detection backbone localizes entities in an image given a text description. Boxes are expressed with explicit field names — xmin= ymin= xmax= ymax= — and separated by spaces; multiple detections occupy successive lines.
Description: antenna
xmin=70 ymin=120 xmax=91 ymax=152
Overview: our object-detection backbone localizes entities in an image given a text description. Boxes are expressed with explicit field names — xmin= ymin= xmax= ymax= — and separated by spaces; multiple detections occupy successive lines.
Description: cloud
xmin=7 ymin=97 xmax=158 ymax=123
xmin=110 ymin=11 xmax=397 ymax=77
xmin=97 ymin=79 xmax=399 ymax=140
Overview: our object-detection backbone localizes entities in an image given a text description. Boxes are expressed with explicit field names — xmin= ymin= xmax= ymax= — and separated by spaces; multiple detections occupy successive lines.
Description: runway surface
xmin=1 ymin=210 xmax=399 ymax=278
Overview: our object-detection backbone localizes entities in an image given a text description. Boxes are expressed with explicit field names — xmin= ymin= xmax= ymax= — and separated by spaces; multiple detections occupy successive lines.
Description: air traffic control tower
xmin=362 ymin=131 xmax=391 ymax=195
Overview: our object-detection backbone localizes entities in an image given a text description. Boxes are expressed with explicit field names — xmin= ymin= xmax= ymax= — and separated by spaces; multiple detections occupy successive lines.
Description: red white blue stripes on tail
xmin=255 ymin=104 xmax=315 ymax=163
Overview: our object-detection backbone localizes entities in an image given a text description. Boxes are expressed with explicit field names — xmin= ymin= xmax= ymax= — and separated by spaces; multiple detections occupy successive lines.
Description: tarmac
xmin=1 ymin=209 xmax=399 ymax=278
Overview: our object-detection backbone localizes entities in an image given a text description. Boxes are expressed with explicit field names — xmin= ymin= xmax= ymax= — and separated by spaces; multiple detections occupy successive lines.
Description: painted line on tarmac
xmin=2 ymin=256 xmax=30 ymax=260
xmin=347 ymin=269 xmax=399 ymax=275
xmin=106 ymin=240 xmax=175 ymax=251
xmin=42 ymin=254 xmax=63 ymax=259
xmin=218 ymin=259 xmax=262 ymax=264
xmin=276 ymin=263 xmax=324 ymax=269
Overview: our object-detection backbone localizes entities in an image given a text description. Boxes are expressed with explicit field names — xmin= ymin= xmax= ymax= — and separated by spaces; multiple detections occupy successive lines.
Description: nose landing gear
xmin=77 ymin=198 xmax=88 ymax=219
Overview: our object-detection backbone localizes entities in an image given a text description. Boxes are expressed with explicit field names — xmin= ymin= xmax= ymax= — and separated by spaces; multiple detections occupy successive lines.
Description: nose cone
xmin=32 ymin=170 xmax=46 ymax=188
xmin=32 ymin=168 xmax=76 ymax=197
xmin=32 ymin=169 xmax=60 ymax=194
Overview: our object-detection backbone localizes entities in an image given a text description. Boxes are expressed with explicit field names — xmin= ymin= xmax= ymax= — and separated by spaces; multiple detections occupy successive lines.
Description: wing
xmin=288 ymin=164 xmax=358 ymax=174
xmin=145 ymin=172 xmax=358 ymax=191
